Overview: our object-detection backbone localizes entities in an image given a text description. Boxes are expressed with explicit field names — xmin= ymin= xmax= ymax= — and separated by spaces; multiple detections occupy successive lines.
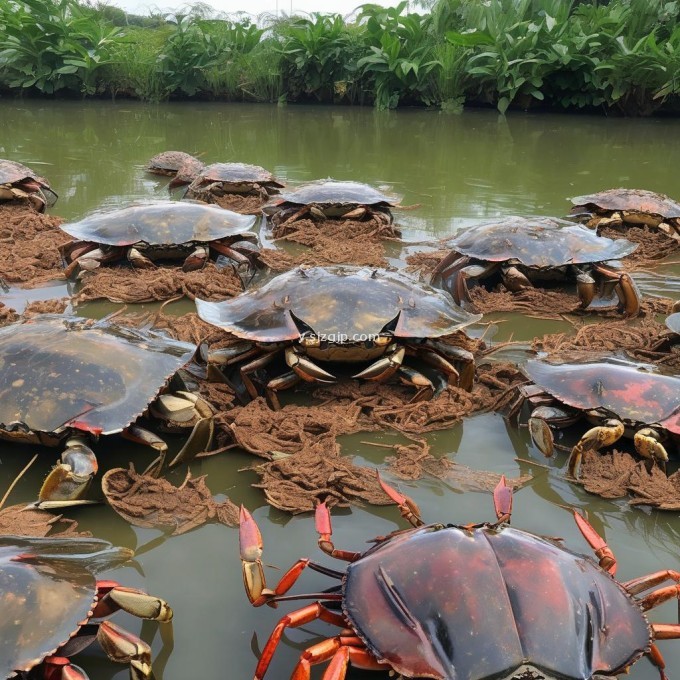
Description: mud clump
xmin=73 ymin=262 xmax=243 ymax=304
xmin=0 ymin=203 xmax=69 ymax=285
xmin=0 ymin=504 xmax=89 ymax=537
xmin=579 ymin=449 xmax=680 ymax=510
xmin=103 ymin=466 xmax=239 ymax=533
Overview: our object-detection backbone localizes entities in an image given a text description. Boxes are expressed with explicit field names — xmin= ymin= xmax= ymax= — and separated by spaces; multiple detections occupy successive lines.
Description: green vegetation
xmin=1 ymin=0 xmax=680 ymax=114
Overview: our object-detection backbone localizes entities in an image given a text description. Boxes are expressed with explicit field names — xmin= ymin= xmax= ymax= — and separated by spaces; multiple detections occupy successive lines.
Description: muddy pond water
xmin=2 ymin=100 xmax=680 ymax=680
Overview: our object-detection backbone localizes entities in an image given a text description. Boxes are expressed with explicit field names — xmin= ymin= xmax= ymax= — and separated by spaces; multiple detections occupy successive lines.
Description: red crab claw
xmin=377 ymin=472 xmax=424 ymax=527
xmin=493 ymin=475 xmax=513 ymax=524
xmin=573 ymin=510 xmax=617 ymax=575
xmin=315 ymin=501 xmax=362 ymax=561
xmin=239 ymin=505 xmax=273 ymax=606
xmin=44 ymin=657 xmax=90 ymax=680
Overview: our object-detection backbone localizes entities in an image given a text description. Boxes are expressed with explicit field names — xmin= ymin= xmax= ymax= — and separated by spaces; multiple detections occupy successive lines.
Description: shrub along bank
xmin=1 ymin=0 xmax=680 ymax=115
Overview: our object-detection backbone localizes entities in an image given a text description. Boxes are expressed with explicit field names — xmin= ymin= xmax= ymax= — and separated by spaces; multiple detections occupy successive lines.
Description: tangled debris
xmin=601 ymin=225 xmax=680 ymax=267
xmin=73 ymin=262 xmax=243 ymax=304
xmin=0 ymin=504 xmax=88 ymax=536
xmin=0 ymin=203 xmax=69 ymax=285
xmin=0 ymin=302 xmax=18 ymax=325
xmin=578 ymin=449 xmax=680 ymax=510
xmin=102 ymin=466 xmax=239 ymax=533
xmin=188 ymin=192 xmax=266 ymax=215
xmin=270 ymin=216 xmax=400 ymax=243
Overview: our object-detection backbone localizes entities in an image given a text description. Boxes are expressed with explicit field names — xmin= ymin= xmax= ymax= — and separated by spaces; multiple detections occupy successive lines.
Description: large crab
xmin=0 ymin=315 xmax=214 ymax=506
xmin=265 ymin=180 xmax=401 ymax=230
xmin=196 ymin=266 xmax=480 ymax=409
xmin=510 ymin=356 xmax=680 ymax=478
xmin=0 ymin=159 xmax=58 ymax=212
xmin=58 ymin=200 xmax=258 ymax=276
xmin=570 ymin=189 xmax=680 ymax=241
xmin=430 ymin=216 xmax=641 ymax=317
xmin=239 ymin=474 xmax=680 ymax=679
xmin=184 ymin=162 xmax=284 ymax=204
xmin=2 ymin=535 xmax=172 ymax=680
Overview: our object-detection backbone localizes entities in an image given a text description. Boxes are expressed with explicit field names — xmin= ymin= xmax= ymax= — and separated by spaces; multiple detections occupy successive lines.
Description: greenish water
xmin=2 ymin=101 xmax=680 ymax=680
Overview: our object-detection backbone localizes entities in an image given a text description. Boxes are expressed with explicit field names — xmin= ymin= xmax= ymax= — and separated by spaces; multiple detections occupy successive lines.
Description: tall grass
xmin=2 ymin=0 xmax=680 ymax=114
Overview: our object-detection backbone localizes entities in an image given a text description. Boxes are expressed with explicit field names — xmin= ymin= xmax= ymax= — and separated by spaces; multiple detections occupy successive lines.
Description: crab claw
xmin=239 ymin=506 xmax=270 ymax=606
xmin=377 ymin=472 xmax=423 ymax=527
xmin=44 ymin=657 xmax=90 ymax=680
xmin=528 ymin=408 xmax=556 ymax=457
xmin=38 ymin=439 xmax=98 ymax=506
xmin=97 ymin=620 xmax=153 ymax=680
xmin=493 ymin=475 xmax=512 ymax=524
xmin=93 ymin=581 xmax=173 ymax=622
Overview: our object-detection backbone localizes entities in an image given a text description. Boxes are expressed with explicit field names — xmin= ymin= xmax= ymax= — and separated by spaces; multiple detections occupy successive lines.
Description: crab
xmin=239 ymin=474 xmax=680 ymax=679
xmin=265 ymin=179 xmax=401 ymax=230
xmin=184 ymin=162 xmax=284 ymax=204
xmin=430 ymin=216 xmax=641 ymax=317
xmin=145 ymin=150 xmax=205 ymax=188
xmin=196 ymin=266 xmax=480 ymax=409
xmin=58 ymin=200 xmax=258 ymax=276
xmin=510 ymin=356 xmax=680 ymax=478
xmin=0 ymin=315 xmax=214 ymax=506
xmin=570 ymin=189 xmax=680 ymax=241
xmin=2 ymin=535 xmax=172 ymax=680
xmin=0 ymin=159 xmax=58 ymax=212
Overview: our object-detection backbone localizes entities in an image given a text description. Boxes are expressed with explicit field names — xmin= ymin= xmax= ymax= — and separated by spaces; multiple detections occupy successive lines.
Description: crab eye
xmin=300 ymin=336 xmax=320 ymax=348
xmin=374 ymin=335 xmax=392 ymax=347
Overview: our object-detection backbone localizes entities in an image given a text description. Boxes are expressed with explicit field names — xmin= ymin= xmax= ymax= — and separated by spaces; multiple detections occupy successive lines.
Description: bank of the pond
xmin=3 ymin=0 xmax=680 ymax=115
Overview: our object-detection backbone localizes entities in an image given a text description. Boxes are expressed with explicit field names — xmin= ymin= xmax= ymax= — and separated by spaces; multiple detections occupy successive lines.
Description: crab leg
xmin=378 ymin=472 xmax=424 ymax=527
xmin=240 ymin=348 xmax=283 ymax=400
xmin=568 ymin=418 xmax=625 ymax=479
xmin=528 ymin=405 xmax=579 ymax=457
xmin=38 ymin=438 xmax=98 ymax=507
xmin=181 ymin=244 xmax=209 ymax=271
xmin=398 ymin=365 xmax=434 ymax=402
xmin=43 ymin=657 xmax=90 ymax=680
xmin=623 ymin=570 xmax=680 ymax=595
xmin=266 ymin=371 xmax=302 ymax=411
xmin=352 ymin=346 xmax=405 ymax=382
xmin=127 ymin=247 xmax=156 ymax=269
xmin=255 ymin=605 xmax=350 ymax=679
xmin=121 ymin=423 xmax=168 ymax=476
xmin=292 ymin=637 xmax=384 ymax=679
xmin=501 ymin=265 xmax=533 ymax=292
xmin=594 ymin=263 xmax=641 ymax=318
xmin=415 ymin=340 xmax=475 ymax=391
xmin=573 ymin=511 xmax=617 ymax=575
xmin=316 ymin=501 xmax=363 ymax=561
xmin=96 ymin=620 xmax=154 ymax=680
xmin=210 ymin=240 xmax=253 ymax=267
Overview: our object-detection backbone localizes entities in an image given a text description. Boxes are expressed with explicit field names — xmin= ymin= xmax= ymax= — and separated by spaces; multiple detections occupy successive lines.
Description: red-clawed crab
xmin=59 ymin=200 xmax=258 ymax=276
xmin=0 ymin=159 xmax=58 ymax=212
xmin=2 ymin=535 xmax=172 ymax=680
xmin=239 ymin=474 xmax=680 ymax=679
xmin=430 ymin=217 xmax=641 ymax=317
xmin=570 ymin=189 xmax=680 ymax=241
xmin=196 ymin=266 xmax=480 ymax=409
xmin=0 ymin=315 xmax=214 ymax=506
xmin=510 ymin=357 xmax=680 ymax=478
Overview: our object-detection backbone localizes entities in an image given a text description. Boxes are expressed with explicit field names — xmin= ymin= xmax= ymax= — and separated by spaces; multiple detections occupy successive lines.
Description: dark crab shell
xmin=525 ymin=358 xmax=680 ymax=435
xmin=344 ymin=523 xmax=650 ymax=680
xmin=442 ymin=216 xmax=636 ymax=267
xmin=195 ymin=162 xmax=283 ymax=186
xmin=1 ymin=536 xmax=132 ymax=678
xmin=666 ymin=312 xmax=680 ymax=334
xmin=570 ymin=189 xmax=680 ymax=219
xmin=0 ymin=315 xmax=195 ymax=437
xmin=277 ymin=180 xmax=401 ymax=207
xmin=196 ymin=266 xmax=480 ymax=343
xmin=0 ymin=159 xmax=50 ymax=188
xmin=58 ymin=200 xmax=256 ymax=247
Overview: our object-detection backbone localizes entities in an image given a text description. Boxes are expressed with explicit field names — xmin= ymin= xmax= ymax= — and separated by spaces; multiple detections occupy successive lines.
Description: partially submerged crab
xmin=511 ymin=357 xmax=680 ymax=478
xmin=58 ymin=200 xmax=258 ymax=276
xmin=265 ymin=179 xmax=401 ymax=230
xmin=184 ymin=162 xmax=284 ymax=203
xmin=2 ymin=535 xmax=172 ymax=680
xmin=145 ymin=150 xmax=204 ymax=186
xmin=197 ymin=266 xmax=480 ymax=409
xmin=0 ymin=315 xmax=214 ymax=506
xmin=431 ymin=216 xmax=641 ymax=316
xmin=239 ymin=474 xmax=680 ymax=679
xmin=0 ymin=159 xmax=58 ymax=212
xmin=570 ymin=189 xmax=680 ymax=241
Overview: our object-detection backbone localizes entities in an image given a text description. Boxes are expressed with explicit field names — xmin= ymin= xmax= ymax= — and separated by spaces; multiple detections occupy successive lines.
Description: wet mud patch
xmin=579 ymin=449 xmax=680 ymax=510
xmin=102 ymin=466 xmax=239 ymax=533
xmin=185 ymin=191 xmax=266 ymax=215
xmin=73 ymin=262 xmax=243 ymax=304
xmin=0 ymin=504 xmax=89 ymax=537
xmin=0 ymin=203 xmax=70 ymax=285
